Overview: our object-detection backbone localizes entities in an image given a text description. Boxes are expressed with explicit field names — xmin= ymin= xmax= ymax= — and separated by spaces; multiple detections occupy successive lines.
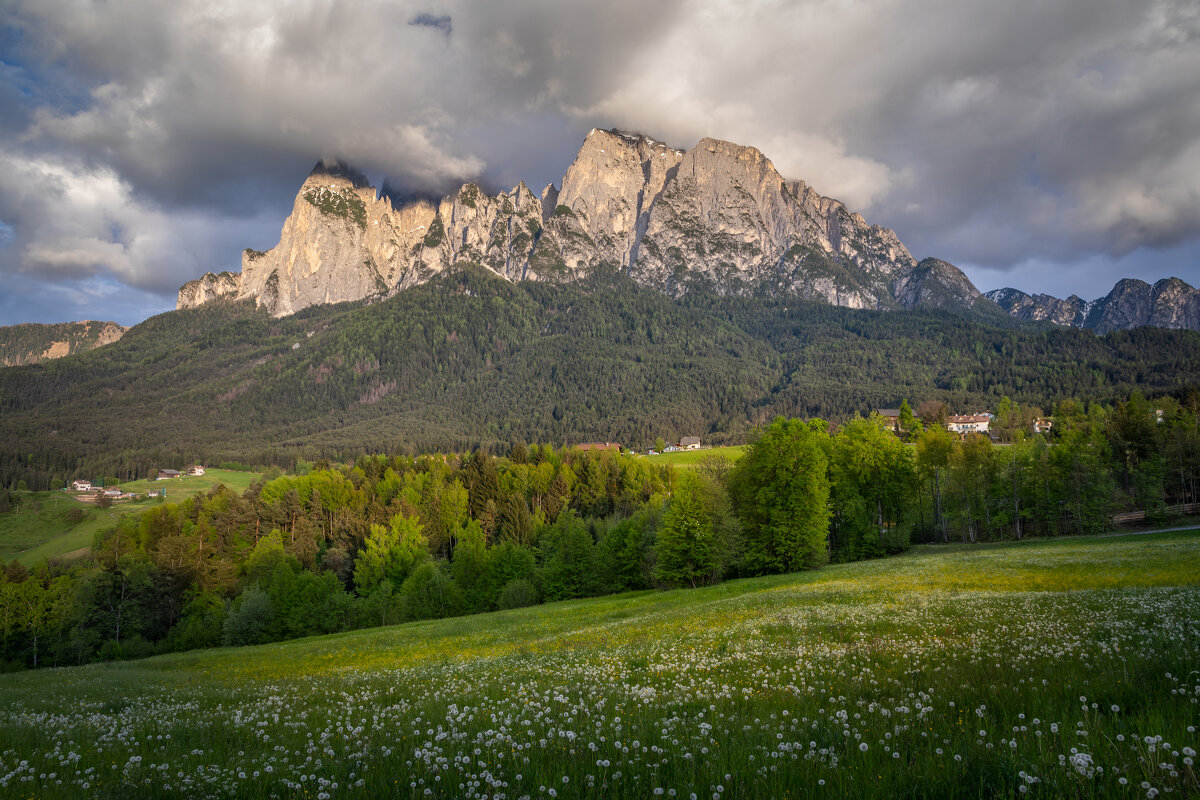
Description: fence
xmin=1112 ymin=502 xmax=1200 ymax=526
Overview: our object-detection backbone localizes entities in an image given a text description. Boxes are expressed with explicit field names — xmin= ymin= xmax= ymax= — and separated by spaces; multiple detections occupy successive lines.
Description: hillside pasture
xmin=646 ymin=444 xmax=747 ymax=468
xmin=0 ymin=469 xmax=261 ymax=564
xmin=0 ymin=531 xmax=1197 ymax=798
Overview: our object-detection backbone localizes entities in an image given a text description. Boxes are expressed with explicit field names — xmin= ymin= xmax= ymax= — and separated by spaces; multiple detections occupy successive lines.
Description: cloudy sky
xmin=1 ymin=0 xmax=1198 ymax=326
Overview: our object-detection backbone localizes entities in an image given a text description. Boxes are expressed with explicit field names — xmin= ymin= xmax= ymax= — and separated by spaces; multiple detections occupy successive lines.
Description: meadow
xmin=0 ymin=469 xmax=261 ymax=565
xmin=645 ymin=445 xmax=747 ymax=468
xmin=0 ymin=531 xmax=1197 ymax=799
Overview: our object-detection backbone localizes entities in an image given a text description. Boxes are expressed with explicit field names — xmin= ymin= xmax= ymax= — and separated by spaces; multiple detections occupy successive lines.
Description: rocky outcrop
xmin=236 ymin=162 xmax=436 ymax=317
xmin=178 ymin=130 xmax=986 ymax=317
xmin=556 ymin=130 xmax=683 ymax=270
xmin=177 ymin=271 xmax=241 ymax=309
xmin=984 ymin=287 xmax=1090 ymax=327
xmin=892 ymin=258 xmax=986 ymax=312
xmin=0 ymin=320 xmax=126 ymax=366
xmin=986 ymin=277 xmax=1200 ymax=333
xmin=1141 ymin=277 xmax=1200 ymax=331
xmin=631 ymin=137 xmax=931 ymax=308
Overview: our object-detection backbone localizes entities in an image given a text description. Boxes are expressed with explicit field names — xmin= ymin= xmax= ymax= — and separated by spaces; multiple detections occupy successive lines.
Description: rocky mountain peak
xmin=177 ymin=130 xmax=992 ymax=319
xmin=554 ymin=128 xmax=685 ymax=269
xmin=891 ymin=258 xmax=984 ymax=311
xmin=987 ymin=276 xmax=1200 ymax=333
xmin=307 ymin=159 xmax=371 ymax=189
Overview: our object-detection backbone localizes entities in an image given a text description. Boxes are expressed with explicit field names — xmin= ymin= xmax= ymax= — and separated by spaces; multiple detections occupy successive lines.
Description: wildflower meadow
xmin=1 ymin=531 xmax=1197 ymax=799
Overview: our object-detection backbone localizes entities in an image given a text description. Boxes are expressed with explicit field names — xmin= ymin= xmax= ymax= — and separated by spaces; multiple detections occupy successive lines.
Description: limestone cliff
xmin=178 ymin=130 xmax=987 ymax=317
xmin=177 ymin=271 xmax=242 ymax=309
xmin=556 ymin=130 xmax=683 ymax=270
xmin=987 ymin=277 xmax=1200 ymax=334
xmin=632 ymin=137 xmax=931 ymax=307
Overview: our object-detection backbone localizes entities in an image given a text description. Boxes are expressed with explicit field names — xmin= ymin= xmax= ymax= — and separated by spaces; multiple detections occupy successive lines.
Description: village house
xmin=70 ymin=480 xmax=93 ymax=492
xmin=947 ymin=414 xmax=991 ymax=435
xmin=875 ymin=409 xmax=902 ymax=432
xmin=186 ymin=465 xmax=206 ymax=476
xmin=575 ymin=442 xmax=621 ymax=452
xmin=157 ymin=469 xmax=182 ymax=480
xmin=102 ymin=488 xmax=122 ymax=498
xmin=1033 ymin=417 xmax=1054 ymax=435
xmin=680 ymin=436 xmax=702 ymax=450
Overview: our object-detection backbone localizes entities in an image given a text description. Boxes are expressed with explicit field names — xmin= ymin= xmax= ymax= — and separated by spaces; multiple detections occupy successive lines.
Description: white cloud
xmin=1 ymin=0 xmax=1199 ymax=322
xmin=0 ymin=149 xmax=276 ymax=293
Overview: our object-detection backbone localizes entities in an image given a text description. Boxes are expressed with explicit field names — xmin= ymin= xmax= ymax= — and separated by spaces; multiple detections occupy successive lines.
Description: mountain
xmin=0 ymin=320 xmax=126 ymax=366
xmin=178 ymin=130 xmax=994 ymax=318
xmin=7 ymin=266 xmax=1200 ymax=490
xmin=987 ymin=277 xmax=1200 ymax=334
xmin=984 ymin=288 xmax=1090 ymax=328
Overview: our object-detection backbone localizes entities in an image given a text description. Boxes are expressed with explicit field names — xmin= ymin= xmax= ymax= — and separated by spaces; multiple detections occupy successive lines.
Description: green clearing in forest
xmin=645 ymin=444 xmax=748 ymax=467
xmin=0 ymin=469 xmax=261 ymax=564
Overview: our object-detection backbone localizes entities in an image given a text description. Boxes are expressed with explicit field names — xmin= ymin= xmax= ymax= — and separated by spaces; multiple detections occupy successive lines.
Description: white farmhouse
xmin=946 ymin=414 xmax=990 ymax=435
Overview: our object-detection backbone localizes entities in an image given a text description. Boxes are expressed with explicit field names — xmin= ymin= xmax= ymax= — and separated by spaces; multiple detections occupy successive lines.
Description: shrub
xmin=400 ymin=563 xmax=463 ymax=621
xmin=222 ymin=585 xmax=275 ymax=646
xmin=497 ymin=578 xmax=538 ymax=610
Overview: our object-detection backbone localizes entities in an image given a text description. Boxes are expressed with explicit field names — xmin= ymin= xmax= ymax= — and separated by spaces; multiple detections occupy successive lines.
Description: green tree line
xmin=4 ymin=388 xmax=1195 ymax=671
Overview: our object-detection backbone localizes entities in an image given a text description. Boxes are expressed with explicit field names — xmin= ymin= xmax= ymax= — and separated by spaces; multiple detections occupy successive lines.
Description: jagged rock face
xmin=987 ymin=277 xmax=1200 ymax=333
xmin=984 ymin=288 xmax=1090 ymax=327
xmin=423 ymin=183 xmax=546 ymax=282
xmin=557 ymin=129 xmax=683 ymax=269
xmin=1085 ymin=279 xmax=1156 ymax=334
xmin=632 ymin=137 xmax=929 ymax=308
xmin=1146 ymin=277 xmax=1200 ymax=331
xmin=0 ymin=320 xmax=126 ymax=366
xmin=634 ymin=137 xmax=796 ymax=295
xmin=238 ymin=164 xmax=434 ymax=317
xmin=178 ymin=130 xmax=983 ymax=317
xmin=177 ymin=271 xmax=241 ymax=310
xmin=1086 ymin=278 xmax=1200 ymax=334
xmin=179 ymin=163 xmax=439 ymax=316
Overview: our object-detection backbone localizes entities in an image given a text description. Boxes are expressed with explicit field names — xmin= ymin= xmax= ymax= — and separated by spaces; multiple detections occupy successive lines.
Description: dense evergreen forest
xmin=1 ymin=391 xmax=1197 ymax=671
xmin=2 ymin=264 xmax=1199 ymax=492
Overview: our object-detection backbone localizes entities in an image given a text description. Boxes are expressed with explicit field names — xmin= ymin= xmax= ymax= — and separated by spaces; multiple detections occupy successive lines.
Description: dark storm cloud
xmin=0 ymin=0 xmax=1197 ymax=324
xmin=409 ymin=13 xmax=453 ymax=37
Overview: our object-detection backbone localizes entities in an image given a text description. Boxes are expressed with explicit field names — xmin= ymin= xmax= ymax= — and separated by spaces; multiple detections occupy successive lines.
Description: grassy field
xmin=1 ymin=532 xmax=1197 ymax=798
xmin=646 ymin=445 xmax=748 ymax=468
xmin=0 ymin=469 xmax=261 ymax=565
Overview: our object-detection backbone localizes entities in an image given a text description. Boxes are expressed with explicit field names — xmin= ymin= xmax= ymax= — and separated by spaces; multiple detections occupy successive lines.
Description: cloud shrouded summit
xmin=0 ymin=0 xmax=1198 ymax=325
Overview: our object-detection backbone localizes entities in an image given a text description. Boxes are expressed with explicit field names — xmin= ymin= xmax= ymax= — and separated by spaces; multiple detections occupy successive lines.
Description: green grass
xmin=646 ymin=445 xmax=748 ymax=467
xmin=1 ymin=531 xmax=1198 ymax=798
xmin=0 ymin=469 xmax=261 ymax=565
xmin=116 ymin=468 xmax=261 ymax=496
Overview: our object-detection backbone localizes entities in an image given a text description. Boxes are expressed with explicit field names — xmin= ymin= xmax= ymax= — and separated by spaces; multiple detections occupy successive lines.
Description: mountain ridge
xmin=177 ymin=129 xmax=992 ymax=319
xmin=986 ymin=277 xmax=1200 ymax=334
xmin=6 ymin=265 xmax=1200 ymax=491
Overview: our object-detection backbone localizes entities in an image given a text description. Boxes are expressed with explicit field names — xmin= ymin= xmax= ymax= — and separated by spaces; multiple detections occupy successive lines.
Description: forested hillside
xmin=2 ymin=264 xmax=1199 ymax=490
xmin=0 ymin=320 xmax=125 ymax=367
